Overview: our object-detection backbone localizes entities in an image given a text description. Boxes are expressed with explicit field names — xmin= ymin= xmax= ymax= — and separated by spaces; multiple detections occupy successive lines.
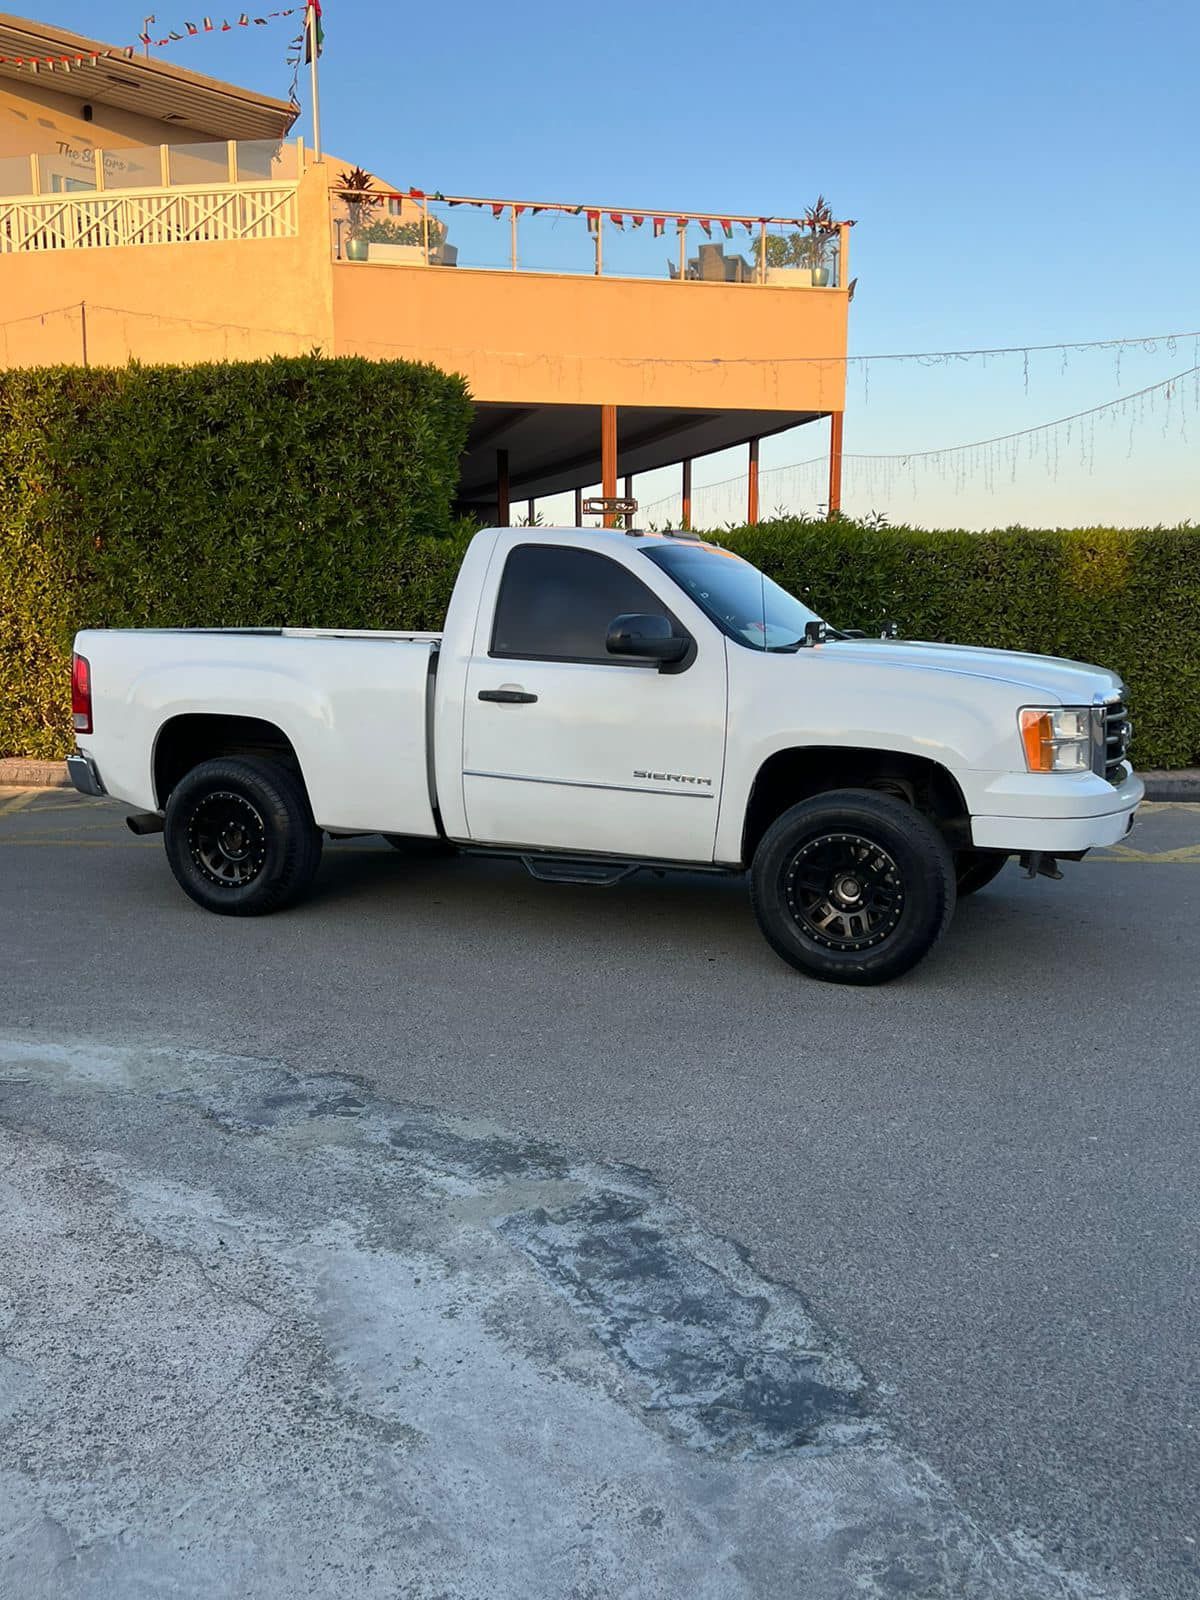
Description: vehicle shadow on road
xmin=301 ymin=842 xmax=1161 ymax=993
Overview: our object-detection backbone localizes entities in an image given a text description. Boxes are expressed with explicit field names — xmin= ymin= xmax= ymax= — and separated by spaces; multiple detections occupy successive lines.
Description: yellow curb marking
xmin=0 ymin=791 xmax=38 ymax=818
xmin=0 ymin=839 xmax=156 ymax=848
xmin=1099 ymin=842 xmax=1200 ymax=863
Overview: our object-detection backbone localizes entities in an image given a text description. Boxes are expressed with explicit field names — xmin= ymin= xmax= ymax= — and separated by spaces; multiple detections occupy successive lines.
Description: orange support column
xmin=747 ymin=437 xmax=760 ymax=525
xmin=827 ymin=413 xmax=844 ymax=518
xmin=681 ymin=458 xmax=692 ymax=530
xmin=601 ymin=405 xmax=618 ymax=526
xmin=497 ymin=449 xmax=510 ymax=527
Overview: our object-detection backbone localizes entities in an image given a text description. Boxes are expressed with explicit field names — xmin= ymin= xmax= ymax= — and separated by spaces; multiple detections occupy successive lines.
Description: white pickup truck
xmin=68 ymin=524 xmax=1141 ymax=984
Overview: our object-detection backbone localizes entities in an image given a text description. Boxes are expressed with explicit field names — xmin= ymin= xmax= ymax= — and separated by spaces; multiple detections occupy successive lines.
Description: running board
xmin=520 ymin=855 xmax=640 ymax=887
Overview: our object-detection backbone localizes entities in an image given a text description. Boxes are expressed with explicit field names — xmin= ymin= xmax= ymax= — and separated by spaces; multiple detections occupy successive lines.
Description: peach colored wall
xmin=0 ymin=165 xmax=333 ymax=367
xmin=1 ymin=157 xmax=846 ymax=421
xmin=330 ymin=263 xmax=848 ymax=413
xmin=0 ymin=78 xmax=196 ymax=159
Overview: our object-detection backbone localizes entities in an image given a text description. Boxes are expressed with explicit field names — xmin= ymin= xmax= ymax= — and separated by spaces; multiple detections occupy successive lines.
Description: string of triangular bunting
xmin=399 ymin=190 xmax=820 ymax=232
xmin=0 ymin=10 xmax=301 ymax=71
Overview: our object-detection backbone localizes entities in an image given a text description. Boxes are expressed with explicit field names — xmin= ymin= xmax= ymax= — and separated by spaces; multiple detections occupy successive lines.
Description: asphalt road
xmin=2 ymin=788 xmax=1198 ymax=1598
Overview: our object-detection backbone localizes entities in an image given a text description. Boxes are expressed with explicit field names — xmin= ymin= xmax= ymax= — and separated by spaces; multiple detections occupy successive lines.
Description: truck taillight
xmin=71 ymin=652 xmax=93 ymax=734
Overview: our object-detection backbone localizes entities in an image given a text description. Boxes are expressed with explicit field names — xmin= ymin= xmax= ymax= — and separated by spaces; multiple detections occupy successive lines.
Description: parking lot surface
xmin=2 ymin=789 xmax=1198 ymax=1598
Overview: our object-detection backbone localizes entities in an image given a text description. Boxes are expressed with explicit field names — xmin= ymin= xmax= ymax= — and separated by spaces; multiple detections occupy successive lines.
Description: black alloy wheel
xmin=784 ymin=832 xmax=905 ymax=951
xmin=163 ymin=756 xmax=322 ymax=916
xmin=188 ymin=791 xmax=268 ymax=888
xmin=750 ymin=788 xmax=956 ymax=984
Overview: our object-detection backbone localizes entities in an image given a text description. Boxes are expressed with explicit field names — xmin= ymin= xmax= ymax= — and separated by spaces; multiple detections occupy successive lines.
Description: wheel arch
xmin=740 ymin=744 xmax=971 ymax=864
xmin=152 ymin=713 xmax=308 ymax=810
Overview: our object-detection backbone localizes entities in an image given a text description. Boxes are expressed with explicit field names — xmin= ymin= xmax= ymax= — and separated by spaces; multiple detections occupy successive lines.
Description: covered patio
xmin=456 ymin=401 xmax=842 ymax=527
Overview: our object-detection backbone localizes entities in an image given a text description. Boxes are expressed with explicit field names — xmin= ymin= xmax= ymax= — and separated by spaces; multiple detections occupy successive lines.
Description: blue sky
xmin=42 ymin=0 xmax=1200 ymax=526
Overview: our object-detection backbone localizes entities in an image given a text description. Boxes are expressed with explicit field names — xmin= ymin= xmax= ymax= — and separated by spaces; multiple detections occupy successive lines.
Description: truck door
xmin=461 ymin=541 xmax=727 ymax=861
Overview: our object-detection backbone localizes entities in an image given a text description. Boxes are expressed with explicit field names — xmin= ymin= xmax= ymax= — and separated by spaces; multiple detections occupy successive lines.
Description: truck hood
xmin=821 ymin=638 xmax=1123 ymax=703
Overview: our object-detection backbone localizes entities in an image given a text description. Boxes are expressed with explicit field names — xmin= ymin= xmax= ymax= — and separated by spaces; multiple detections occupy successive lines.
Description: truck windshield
xmin=641 ymin=542 xmax=823 ymax=651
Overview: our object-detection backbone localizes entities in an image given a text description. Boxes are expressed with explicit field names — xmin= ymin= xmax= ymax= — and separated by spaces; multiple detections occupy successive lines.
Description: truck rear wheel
xmin=163 ymin=757 xmax=322 ymax=916
xmin=749 ymin=789 xmax=956 ymax=985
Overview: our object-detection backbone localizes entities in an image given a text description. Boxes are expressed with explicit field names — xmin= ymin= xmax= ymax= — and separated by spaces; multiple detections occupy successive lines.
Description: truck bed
xmin=74 ymin=627 xmax=442 ymax=837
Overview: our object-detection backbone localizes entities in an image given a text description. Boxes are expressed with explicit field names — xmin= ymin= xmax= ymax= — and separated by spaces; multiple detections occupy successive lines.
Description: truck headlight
xmin=1019 ymin=707 xmax=1095 ymax=773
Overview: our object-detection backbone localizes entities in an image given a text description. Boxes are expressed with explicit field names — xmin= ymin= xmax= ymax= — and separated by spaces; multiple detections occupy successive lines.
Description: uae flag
xmin=304 ymin=0 xmax=324 ymax=61
xmin=652 ymin=217 xmax=666 ymax=236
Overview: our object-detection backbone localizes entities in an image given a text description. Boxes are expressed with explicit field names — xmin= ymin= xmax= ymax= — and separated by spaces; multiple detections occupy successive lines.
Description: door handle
xmin=478 ymin=688 xmax=538 ymax=704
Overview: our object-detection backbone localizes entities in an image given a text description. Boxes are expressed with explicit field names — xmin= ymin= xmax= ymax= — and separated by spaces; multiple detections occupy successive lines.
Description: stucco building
xmin=0 ymin=11 xmax=851 ymax=521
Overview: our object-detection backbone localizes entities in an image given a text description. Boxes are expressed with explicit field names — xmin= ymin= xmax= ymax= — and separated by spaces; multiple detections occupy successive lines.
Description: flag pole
xmin=307 ymin=2 xmax=322 ymax=163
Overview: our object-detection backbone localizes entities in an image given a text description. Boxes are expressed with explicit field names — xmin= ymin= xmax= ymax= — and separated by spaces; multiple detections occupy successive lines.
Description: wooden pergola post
xmin=681 ymin=458 xmax=692 ymax=530
xmin=827 ymin=413 xmax=844 ymax=519
xmin=601 ymin=405 xmax=618 ymax=527
xmin=623 ymin=473 xmax=634 ymax=530
xmin=574 ymin=486 xmax=584 ymax=525
xmin=747 ymin=438 xmax=760 ymax=525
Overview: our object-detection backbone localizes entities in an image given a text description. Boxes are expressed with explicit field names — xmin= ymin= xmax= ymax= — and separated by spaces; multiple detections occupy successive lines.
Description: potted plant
xmin=337 ymin=166 xmax=381 ymax=261
xmin=753 ymin=229 xmax=812 ymax=287
xmin=359 ymin=216 xmax=448 ymax=266
xmin=754 ymin=199 xmax=840 ymax=286
xmin=802 ymin=195 xmax=837 ymax=287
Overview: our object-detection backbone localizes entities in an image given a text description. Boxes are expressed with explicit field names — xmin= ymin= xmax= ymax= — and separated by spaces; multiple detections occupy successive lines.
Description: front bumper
xmin=969 ymin=765 xmax=1143 ymax=853
xmin=66 ymin=751 xmax=106 ymax=798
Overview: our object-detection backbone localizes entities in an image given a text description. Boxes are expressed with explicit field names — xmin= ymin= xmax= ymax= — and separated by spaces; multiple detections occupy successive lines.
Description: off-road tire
xmin=954 ymin=849 xmax=1010 ymax=897
xmin=163 ymin=756 xmax=322 ymax=916
xmin=749 ymin=788 xmax=956 ymax=985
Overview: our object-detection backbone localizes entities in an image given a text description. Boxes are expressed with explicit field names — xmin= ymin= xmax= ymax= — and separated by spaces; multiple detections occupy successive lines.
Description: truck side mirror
xmin=606 ymin=614 xmax=690 ymax=664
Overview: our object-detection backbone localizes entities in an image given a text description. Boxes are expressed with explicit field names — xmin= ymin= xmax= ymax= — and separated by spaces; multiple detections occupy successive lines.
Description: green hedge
xmin=1 ymin=356 xmax=472 ymax=759
xmin=719 ymin=519 xmax=1199 ymax=770
xmin=3 ymin=376 xmax=1197 ymax=771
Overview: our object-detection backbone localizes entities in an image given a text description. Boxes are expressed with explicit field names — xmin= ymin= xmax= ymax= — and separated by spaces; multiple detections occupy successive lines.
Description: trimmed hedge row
xmin=718 ymin=520 xmax=1200 ymax=772
xmin=0 ymin=356 xmax=472 ymax=759
xmin=2 ymin=363 xmax=1196 ymax=771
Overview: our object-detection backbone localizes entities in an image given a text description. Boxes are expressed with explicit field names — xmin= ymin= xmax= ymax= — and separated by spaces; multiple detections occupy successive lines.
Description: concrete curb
xmin=0 ymin=759 xmax=70 ymax=789
xmin=3 ymin=756 xmax=1199 ymax=802
xmin=1136 ymin=769 xmax=1200 ymax=802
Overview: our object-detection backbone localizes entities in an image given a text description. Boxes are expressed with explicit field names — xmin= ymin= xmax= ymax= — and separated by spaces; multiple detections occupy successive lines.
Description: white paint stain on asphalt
xmin=0 ymin=1037 xmax=1126 ymax=1599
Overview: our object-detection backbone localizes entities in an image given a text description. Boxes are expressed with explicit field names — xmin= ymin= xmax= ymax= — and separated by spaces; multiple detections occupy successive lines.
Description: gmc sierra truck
xmin=67 ymin=524 xmax=1140 ymax=984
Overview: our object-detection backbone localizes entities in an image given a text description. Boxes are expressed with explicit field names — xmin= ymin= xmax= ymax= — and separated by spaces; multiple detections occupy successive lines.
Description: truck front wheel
xmin=163 ymin=757 xmax=322 ymax=916
xmin=954 ymin=849 xmax=1010 ymax=896
xmin=749 ymin=789 xmax=956 ymax=985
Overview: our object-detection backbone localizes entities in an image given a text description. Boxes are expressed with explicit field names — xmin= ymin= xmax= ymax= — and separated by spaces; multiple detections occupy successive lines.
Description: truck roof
xmin=477 ymin=525 xmax=724 ymax=554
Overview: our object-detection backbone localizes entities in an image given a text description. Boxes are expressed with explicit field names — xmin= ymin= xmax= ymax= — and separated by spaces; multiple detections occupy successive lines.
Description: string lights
xmin=640 ymin=364 xmax=1200 ymax=525
xmin=2 ymin=303 xmax=1195 ymax=515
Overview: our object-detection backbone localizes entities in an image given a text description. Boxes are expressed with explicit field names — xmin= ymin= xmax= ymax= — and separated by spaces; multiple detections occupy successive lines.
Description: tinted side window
xmin=490 ymin=545 xmax=674 ymax=662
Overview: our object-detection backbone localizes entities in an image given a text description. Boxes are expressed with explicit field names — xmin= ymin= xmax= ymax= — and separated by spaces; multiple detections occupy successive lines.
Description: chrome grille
xmin=1101 ymin=698 xmax=1131 ymax=783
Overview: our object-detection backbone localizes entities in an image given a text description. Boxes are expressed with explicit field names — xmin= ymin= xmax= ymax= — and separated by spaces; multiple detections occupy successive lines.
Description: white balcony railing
xmin=0 ymin=183 xmax=298 ymax=253
xmin=0 ymin=138 xmax=301 ymax=255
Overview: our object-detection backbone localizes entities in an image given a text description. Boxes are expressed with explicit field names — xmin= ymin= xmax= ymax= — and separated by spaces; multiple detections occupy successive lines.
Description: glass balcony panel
xmin=331 ymin=191 xmax=847 ymax=289
xmin=36 ymin=147 xmax=100 ymax=195
xmin=236 ymin=140 xmax=298 ymax=183
xmin=167 ymin=142 xmax=231 ymax=187
xmin=99 ymin=145 xmax=165 ymax=191
xmin=0 ymin=154 xmax=34 ymax=197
